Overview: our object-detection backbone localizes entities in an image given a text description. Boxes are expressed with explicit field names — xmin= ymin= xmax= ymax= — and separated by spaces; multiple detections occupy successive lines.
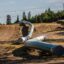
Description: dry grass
xmin=0 ymin=23 xmax=64 ymax=64
xmin=0 ymin=24 xmax=20 ymax=41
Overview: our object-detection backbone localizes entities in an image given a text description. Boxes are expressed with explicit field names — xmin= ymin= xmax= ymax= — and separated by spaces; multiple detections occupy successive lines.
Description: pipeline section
xmin=19 ymin=21 xmax=64 ymax=56
xmin=25 ymin=40 xmax=64 ymax=56
xmin=19 ymin=21 xmax=34 ymax=42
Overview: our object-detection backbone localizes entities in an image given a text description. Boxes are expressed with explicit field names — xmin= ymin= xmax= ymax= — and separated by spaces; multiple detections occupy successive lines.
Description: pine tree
xmin=6 ymin=15 xmax=11 ymax=25
xmin=22 ymin=11 xmax=27 ymax=21
xmin=15 ymin=15 xmax=20 ymax=23
xmin=28 ymin=11 xmax=31 ymax=21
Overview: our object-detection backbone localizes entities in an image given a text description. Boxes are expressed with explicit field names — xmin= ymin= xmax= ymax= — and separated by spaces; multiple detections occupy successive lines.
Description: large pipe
xmin=25 ymin=40 xmax=64 ymax=56
xmin=19 ymin=21 xmax=34 ymax=42
xmin=27 ymin=35 xmax=46 ymax=41
xmin=18 ymin=21 xmax=64 ymax=56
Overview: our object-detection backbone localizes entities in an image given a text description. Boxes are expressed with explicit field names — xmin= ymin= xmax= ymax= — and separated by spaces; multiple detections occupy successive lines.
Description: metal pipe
xmin=25 ymin=40 xmax=64 ymax=56
xmin=18 ymin=21 xmax=64 ymax=56
xmin=19 ymin=21 xmax=34 ymax=42
xmin=27 ymin=35 xmax=46 ymax=41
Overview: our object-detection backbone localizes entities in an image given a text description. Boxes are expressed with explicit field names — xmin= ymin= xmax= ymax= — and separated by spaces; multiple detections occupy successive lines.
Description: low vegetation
xmin=2 ymin=8 xmax=63 ymax=25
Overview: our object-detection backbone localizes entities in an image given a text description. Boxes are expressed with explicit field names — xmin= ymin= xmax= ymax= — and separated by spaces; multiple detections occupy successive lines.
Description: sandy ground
xmin=0 ymin=24 xmax=20 ymax=41
xmin=0 ymin=23 xmax=64 ymax=64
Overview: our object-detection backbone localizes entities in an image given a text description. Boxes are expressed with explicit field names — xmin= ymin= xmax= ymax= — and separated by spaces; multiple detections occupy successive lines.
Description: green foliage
xmin=30 ymin=8 xmax=64 ymax=23
xmin=14 ymin=15 xmax=20 ymax=23
xmin=6 ymin=15 xmax=11 ymax=25
xmin=28 ymin=11 xmax=31 ymax=21
xmin=22 ymin=12 xmax=27 ymax=21
xmin=6 ymin=8 xmax=64 ymax=24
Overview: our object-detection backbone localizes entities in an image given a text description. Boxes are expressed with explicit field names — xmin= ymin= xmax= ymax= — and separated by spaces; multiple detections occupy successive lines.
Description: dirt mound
xmin=0 ymin=23 xmax=64 ymax=64
xmin=0 ymin=24 xmax=20 ymax=41
xmin=0 ymin=22 xmax=63 ymax=44
xmin=32 ymin=23 xmax=62 ymax=37
xmin=0 ymin=23 xmax=62 ymax=41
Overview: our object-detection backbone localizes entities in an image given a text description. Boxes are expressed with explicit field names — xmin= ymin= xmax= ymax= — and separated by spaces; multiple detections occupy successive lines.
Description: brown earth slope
xmin=0 ymin=24 xmax=20 ymax=41
xmin=33 ymin=23 xmax=64 ymax=45
xmin=0 ymin=23 xmax=64 ymax=64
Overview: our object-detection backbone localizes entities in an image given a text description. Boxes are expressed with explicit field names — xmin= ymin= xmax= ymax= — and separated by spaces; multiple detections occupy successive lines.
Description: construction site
xmin=0 ymin=22 xmax=64 ymax=64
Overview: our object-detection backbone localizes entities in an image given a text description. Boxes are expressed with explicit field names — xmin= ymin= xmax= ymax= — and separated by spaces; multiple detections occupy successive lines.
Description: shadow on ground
xmin=56 ymin=32 xmax=64 ymax=36
xmin=44 ymin=39 xmax=64 ymax=42
xmin=49 ymin=62 xmax=64 ymax=64
xmin=12 ymin=46 xmax=48 ymax=60
xmin=0 ymin=46 xmax=64 ymax=64
xmin=47 ymin=27 xmax=64 ymax=33
xmin=12 ymin=46 xmax=63 ymax=61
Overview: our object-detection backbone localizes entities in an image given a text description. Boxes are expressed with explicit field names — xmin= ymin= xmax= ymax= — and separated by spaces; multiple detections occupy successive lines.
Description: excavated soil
xmin=0 ymin=23 xmax=64 ymax=64
xmin=0 ymin=24 xmax=20 ymax=42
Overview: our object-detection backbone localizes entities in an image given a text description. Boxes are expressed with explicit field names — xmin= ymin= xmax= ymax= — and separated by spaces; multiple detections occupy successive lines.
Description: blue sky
xmin=0 ymin=0 xmax=64 ymax=23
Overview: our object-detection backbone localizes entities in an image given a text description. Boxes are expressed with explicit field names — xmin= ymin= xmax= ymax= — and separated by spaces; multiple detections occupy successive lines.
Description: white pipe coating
xmin=27 ymin=35 xmax=46 ymax=42
xmin=20 ymin=21 xmax=34 ymax=42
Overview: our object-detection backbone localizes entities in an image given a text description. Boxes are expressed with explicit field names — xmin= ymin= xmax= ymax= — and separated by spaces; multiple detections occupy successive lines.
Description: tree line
xmin=6 ymin=8 xmax=64 ymax=24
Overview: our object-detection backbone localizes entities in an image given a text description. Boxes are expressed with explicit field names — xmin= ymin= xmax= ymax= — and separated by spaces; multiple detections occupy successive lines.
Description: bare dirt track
xmin=0 ymin=23 xmax=64 ymax=64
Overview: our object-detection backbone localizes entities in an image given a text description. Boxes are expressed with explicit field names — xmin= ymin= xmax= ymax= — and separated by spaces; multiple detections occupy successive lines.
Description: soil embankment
xmin=0 ymin=23 xmax=64 ymax=64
